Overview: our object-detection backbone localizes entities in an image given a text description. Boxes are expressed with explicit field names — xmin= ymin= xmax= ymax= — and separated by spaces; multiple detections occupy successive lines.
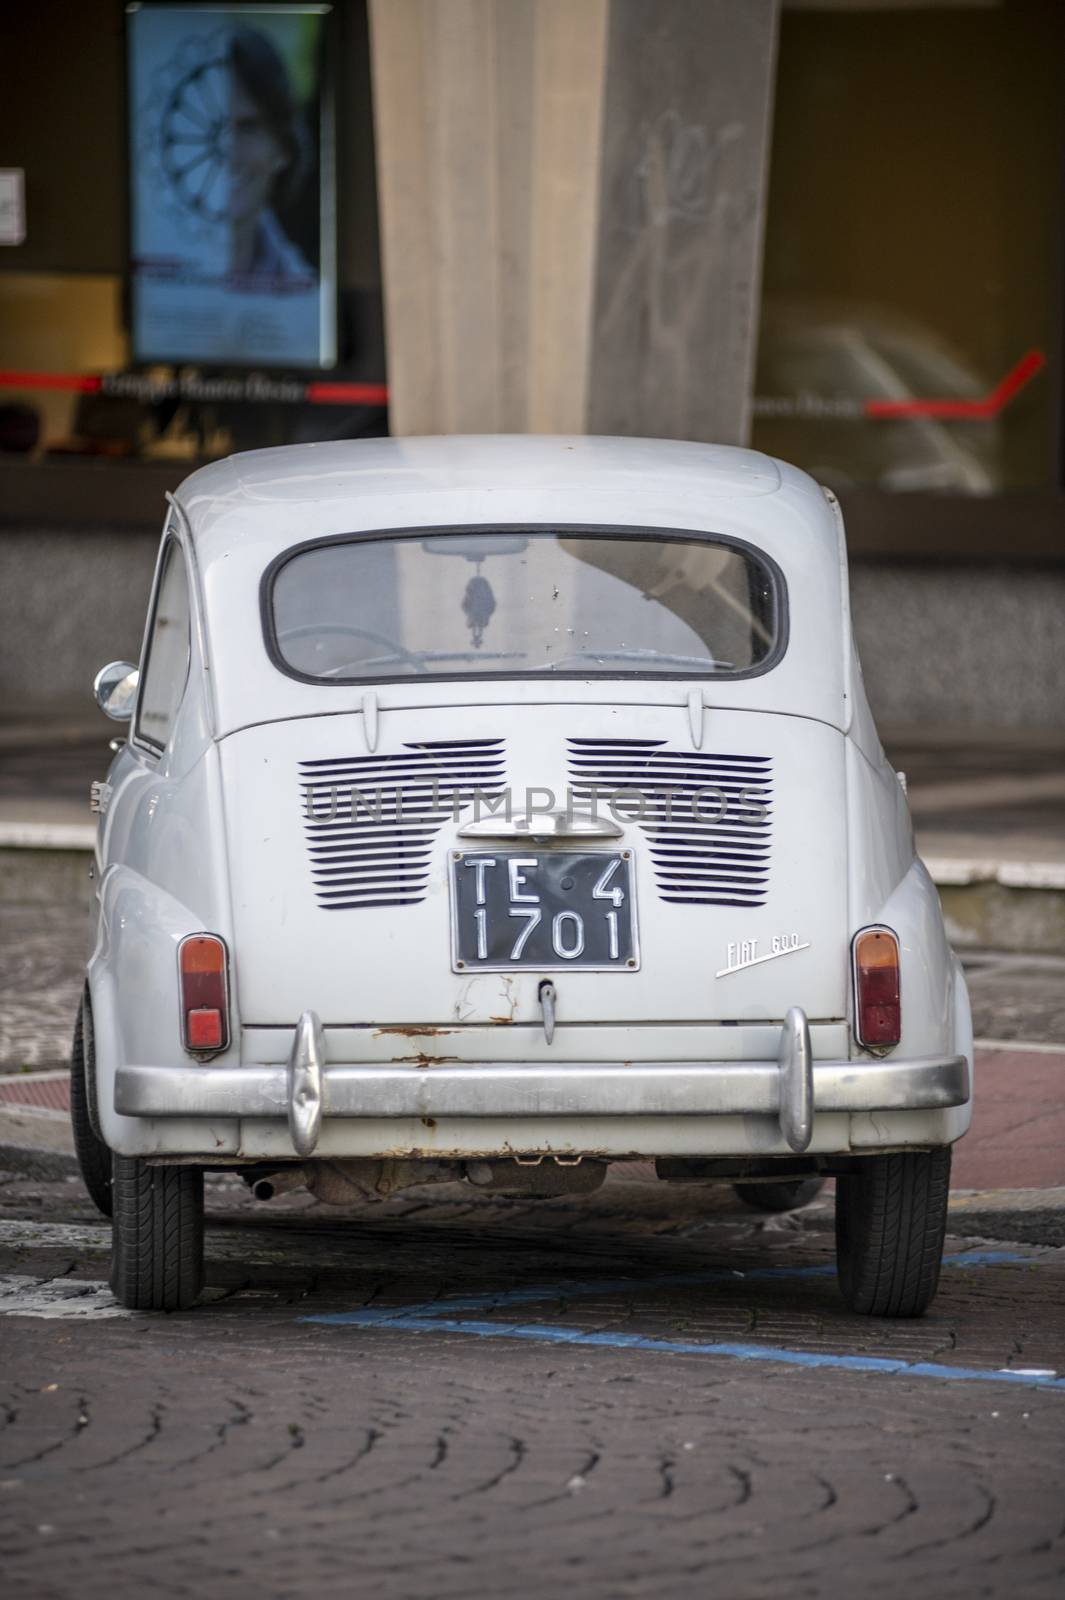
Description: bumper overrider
xmin=114 ymin=1008 xmax=969 ymax=1158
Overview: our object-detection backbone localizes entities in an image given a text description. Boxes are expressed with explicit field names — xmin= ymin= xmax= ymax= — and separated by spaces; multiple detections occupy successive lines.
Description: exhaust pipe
xmin=250 ymin=1159 xmax=461 ymax=1203
xmin=251 ymin=1166 xmax=308 ymax=1201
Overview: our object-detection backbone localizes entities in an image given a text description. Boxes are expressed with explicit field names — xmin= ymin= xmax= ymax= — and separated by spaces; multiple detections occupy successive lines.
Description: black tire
xmin=70 ymin=994 xmax=112 ymax=1217
xmin=110 ymin=1155 xmax=204 ymax=1311
xmin=734 ymin=1177 xmax=825 ymax=1213
xmin=835 ymin=1149 xmax=951 ymax=1317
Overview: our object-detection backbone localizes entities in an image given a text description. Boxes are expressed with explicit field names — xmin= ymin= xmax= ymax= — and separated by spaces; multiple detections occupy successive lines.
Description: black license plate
xmin=450 ymin=849 xmax=639 ymax=971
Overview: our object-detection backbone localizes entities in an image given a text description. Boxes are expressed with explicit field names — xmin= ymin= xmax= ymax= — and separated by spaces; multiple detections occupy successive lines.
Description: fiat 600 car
xmin=77 ymin=436 xmax=972 ymax=1313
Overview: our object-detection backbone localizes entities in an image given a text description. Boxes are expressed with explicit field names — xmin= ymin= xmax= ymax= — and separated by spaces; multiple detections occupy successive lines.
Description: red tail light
xmin=853 ymin=926 xmax=901 ymax=1049
xmin=179 ymin=935 xmax=229 ymax=1054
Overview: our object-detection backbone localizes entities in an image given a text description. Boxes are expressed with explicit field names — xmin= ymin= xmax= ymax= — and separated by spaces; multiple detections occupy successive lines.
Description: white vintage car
xmin=76 ymin=436 xmax=972 ymax=1314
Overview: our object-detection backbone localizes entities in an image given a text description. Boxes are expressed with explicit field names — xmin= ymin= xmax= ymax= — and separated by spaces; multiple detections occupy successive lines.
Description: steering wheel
xmin=277 ymin=622 xmax=426 ymax=675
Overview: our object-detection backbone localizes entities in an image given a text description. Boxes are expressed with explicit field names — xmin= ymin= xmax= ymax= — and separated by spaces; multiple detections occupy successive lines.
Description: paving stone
xmin=0 ymin=1172 xmax=1063 ymax=1599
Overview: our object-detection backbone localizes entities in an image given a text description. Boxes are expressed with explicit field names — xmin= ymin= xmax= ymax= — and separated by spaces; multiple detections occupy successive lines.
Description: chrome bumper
xmin=115 ymin=1008 xmax=970 ymax=1159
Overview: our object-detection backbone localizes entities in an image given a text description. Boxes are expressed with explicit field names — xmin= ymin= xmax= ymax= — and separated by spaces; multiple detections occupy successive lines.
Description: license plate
xmin=449 ymin=849 xmax=639 ymax=971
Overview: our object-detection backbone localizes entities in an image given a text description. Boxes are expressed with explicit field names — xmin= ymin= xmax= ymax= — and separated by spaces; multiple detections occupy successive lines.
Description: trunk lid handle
xmin=458 ymin=809 xmax=623 ymax=842
xmin=538 ymin=980 xmax=557 ymax=1045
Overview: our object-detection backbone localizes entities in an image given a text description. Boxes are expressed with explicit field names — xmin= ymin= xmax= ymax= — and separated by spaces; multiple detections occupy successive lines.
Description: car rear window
xmin=265 ymin=527 xmax=784 ymax=682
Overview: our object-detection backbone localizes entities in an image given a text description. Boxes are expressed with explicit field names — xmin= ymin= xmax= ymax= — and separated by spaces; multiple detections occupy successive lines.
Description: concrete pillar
xmin=369 ymin=0 xmax=607 ymax=436
xmin=588 ymin=0 xmax=778 ymax=445
xmin=369 ymin=0 xmax=778 ymax=444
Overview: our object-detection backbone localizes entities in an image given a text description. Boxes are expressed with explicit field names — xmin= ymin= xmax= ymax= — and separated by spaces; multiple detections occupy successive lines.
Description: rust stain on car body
xmin=374 ymin=1025 xmax=455 ymax=1039
xmin=394 ymin=1053 xmax=461 ymax=1069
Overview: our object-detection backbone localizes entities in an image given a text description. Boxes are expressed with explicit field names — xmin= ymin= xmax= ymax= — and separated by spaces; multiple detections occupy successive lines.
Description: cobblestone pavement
xmin=2 ymin=875 xmax=1064 ymax=1596
xmin=1 ymin=1171 xmax=1064 ymax=1599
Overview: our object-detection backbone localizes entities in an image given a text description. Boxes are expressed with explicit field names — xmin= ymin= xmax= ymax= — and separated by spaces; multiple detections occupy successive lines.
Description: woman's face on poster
xmin=228 ymin=73 xmax=287 ymax=222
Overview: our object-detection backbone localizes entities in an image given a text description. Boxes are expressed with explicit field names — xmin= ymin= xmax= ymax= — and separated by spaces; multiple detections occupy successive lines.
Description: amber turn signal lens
xmin=853 ymin=927 xmax=900 ymax=1048
xmin=179 ymin=935 xmax=229 ymax=1053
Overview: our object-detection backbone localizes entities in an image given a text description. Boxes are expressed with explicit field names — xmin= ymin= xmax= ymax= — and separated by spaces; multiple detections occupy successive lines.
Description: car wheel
xmin=734 ymin=1177 xmax=825 ymax=1213
xmin=110 ymin=1155 xmax=204 ymax=1311
xmin=70 ymin=993 xmax=112 ymax=1217
xmin=835 ymin=1149 xmax=951 ymax=1317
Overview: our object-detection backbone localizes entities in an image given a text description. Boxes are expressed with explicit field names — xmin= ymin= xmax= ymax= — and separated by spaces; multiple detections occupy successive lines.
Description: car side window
xmin=135 ymin=539 xmax=191 ymax=752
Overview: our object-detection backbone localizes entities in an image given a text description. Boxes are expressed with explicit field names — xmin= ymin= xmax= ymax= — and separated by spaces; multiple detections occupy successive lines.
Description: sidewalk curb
xmin=926 ymin=856 xmax=1065 ymax=891
xmin=0 ymin=1106 xmax=77 ymax=1182
xmin=0 ymin=1103 xmax=74 ymax=1151
xmin=945 ymin=1188 xmax=1065 ymax=1249
xmin=0 ymin=821 xmax=96 ymax=851
xmin=800 ymin=1186 xmax=1065 ymax=1248
xmin=0 ymin=1144 xmax=78 ymax=1182
xmin=938 ymin=879 xmax=1065 ymax=955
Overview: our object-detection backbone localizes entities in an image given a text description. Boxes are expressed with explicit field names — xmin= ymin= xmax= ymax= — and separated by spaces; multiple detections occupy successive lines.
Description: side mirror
xmin=94 ymin=661 xmax=139 ymax=722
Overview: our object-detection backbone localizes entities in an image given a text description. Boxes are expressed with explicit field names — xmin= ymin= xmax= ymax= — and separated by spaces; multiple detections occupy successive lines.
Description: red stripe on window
xmin=864 ymin=349 xmax=1046 ymax=420
xmin=0 ymin=370 xmax=103 ymax=393
xmin=304 ymin=381 xmax=389 ymax=406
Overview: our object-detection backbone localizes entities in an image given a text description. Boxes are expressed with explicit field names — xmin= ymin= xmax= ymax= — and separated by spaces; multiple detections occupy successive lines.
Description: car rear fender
xmin=845 ymin=857 xmax=973 ymax=1146
xmin=88 ymin=865 xmax=241 ymax=1155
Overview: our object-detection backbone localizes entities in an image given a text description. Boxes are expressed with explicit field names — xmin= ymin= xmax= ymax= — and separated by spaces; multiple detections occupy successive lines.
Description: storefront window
xmin=0 ymin=0 xmax=384 ymax=468
xmin=754 ymin=0 xmax=1063 ymax=494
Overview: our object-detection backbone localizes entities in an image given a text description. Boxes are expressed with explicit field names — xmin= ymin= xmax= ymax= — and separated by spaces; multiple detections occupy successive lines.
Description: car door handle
xmin=457 ymin=809 xmax=623 ymax=842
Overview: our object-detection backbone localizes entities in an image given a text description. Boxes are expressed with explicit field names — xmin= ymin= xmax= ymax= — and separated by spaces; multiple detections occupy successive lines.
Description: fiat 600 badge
xmin=79 ymin=436 xmax=972 ymax=1313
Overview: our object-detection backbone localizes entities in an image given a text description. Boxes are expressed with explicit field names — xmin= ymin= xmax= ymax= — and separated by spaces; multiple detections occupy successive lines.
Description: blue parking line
xmin=300 ymin=1249 xmax=1065 ymax=1389
xmin=303 ymin=1248 xmax=1032 ymax=1327
xmin=309 ymin=1313 xmax=1065 ymax=1390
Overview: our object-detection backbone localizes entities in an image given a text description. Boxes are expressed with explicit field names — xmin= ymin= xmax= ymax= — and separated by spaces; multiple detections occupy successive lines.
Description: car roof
xmin=175 ymin=434 xmax=833 ymax=565
xmin=172 ymin=436 xmax=853 ymax=739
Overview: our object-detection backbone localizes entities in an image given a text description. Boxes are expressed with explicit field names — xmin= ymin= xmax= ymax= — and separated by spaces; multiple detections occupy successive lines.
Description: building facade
xmin=1 ymin=0 xmax=1062 ymax=726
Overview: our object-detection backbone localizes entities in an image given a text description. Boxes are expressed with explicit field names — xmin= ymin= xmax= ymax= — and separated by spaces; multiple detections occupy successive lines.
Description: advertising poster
xmin=127 ymin=3 xmax=335 ymax=368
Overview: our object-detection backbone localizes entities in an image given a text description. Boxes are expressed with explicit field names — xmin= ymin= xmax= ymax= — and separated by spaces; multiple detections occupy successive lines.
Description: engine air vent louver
xmin=300 ymin=739 xmax=505 ymax=910
xmin=568 ymin=737 xmax=772 ymax=907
